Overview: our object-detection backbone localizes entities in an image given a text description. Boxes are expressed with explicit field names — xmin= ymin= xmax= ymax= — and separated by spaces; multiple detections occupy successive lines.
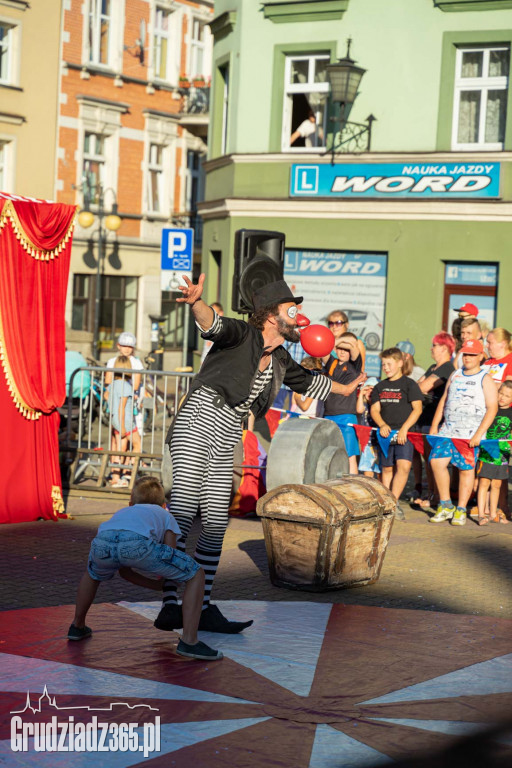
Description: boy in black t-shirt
xmin=370 ymin=348 xmax=423 ymax=512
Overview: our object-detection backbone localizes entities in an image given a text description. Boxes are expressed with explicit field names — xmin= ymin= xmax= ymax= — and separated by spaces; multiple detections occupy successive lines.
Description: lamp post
xmin=78 ymin=186 xmax=122 ymax=359
xmin=326 ymin=39 xmax=373 ymax=159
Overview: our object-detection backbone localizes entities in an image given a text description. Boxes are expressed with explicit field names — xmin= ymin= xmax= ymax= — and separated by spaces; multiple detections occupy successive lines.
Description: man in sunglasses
xmin=326 ymin=310 xmax=366 ymax=367
xmin=154 ymin=277 xmax=363 ymax=635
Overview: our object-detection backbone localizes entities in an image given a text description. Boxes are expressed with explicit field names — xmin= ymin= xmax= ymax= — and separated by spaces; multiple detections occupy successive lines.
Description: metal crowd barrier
xmin=61 ymin=366 xmax=194 ymax=494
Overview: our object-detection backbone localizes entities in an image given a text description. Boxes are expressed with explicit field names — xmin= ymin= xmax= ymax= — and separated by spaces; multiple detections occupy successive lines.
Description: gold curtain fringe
xmin=0 ymin=321 xmax=41 ymax=420
xmin=0 ymin=200 xmax=78 ymax=260
xmin=51 ymin=486 xmax=66 ymax=517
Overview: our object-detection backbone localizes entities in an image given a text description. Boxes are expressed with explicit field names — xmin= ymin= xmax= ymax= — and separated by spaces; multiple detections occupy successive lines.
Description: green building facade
xmin=200 ymin=0 xmax=512 ymax=371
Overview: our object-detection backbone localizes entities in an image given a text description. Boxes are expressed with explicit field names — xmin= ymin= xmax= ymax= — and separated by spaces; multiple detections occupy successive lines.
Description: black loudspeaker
xmin=232 ymin=229 xmax=285 ymax=313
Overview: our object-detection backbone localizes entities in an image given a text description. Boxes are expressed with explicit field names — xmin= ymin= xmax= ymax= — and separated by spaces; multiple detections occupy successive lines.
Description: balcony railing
xmin=181 ymin=86 xmax=210 ymax=115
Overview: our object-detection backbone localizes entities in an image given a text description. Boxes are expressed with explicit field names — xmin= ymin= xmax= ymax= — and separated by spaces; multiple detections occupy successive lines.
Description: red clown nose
xmin=300 ymin=324 xmax=335 ymax=357
xmin=296 ymin=313 xmax=310 ymax=328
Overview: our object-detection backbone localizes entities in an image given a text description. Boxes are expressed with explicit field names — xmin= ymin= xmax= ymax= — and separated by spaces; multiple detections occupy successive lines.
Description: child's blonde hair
xmin=114 ymin=355 xmax=132 ymax=378
xmin=130 ymin=476 xmax=165 ymax=506
xmin=490 ymin=328 xmax=512 ymax=351
xmin=499 ymin=380 xmax=512 ymax=393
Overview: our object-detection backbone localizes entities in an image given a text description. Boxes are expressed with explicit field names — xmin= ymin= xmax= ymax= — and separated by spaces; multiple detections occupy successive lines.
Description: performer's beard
xmin=276 ymin=316 xmax=300 ymax=343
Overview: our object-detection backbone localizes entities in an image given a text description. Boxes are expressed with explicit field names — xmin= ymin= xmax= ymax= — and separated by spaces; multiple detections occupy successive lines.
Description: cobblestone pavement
xmin=1 ymin=493 xmax=511 ymax=619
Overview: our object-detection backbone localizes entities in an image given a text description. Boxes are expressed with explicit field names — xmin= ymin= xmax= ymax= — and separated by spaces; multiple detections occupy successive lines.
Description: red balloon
xmin=300 ymin=324 xmax=335 ymax=357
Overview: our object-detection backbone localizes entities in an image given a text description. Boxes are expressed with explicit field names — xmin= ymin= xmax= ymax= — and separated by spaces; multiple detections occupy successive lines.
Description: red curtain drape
xmin=0 ymin=197 xmax=75 ymax=523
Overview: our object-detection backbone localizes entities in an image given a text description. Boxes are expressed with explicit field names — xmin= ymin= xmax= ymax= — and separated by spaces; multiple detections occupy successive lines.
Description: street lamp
xmin=326 ymin=39 xmax=375 ymax=159
xmin=78 ymin=186 xmax=122 ymax=359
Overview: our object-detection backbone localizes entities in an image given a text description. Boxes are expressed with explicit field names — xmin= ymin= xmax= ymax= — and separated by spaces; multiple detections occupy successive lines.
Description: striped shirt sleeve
xmin=196 ymin=309 xmax=223 ymax=338
xmin=304 ymin=372 xmax=332 ymax=401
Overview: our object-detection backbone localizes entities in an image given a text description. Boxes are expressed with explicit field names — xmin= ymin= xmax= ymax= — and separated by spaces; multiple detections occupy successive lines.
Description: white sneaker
xmin=429 ymin=505 xmax=454 ymax=523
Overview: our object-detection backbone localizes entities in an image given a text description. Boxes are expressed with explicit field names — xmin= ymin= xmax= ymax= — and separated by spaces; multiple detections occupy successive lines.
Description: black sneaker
xmin=154 ymin=603 xmax=183 ymax=631
xmin=198 ymin=604 xmax=253 ymax=634
xmin=67 ymin=624 xmax=92 ymax=641
xmin=176 ymin=639 xmax=223 ymax=661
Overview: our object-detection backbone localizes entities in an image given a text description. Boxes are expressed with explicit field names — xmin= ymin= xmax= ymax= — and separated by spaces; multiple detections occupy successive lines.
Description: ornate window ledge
xmin=434 ymin=0 xmax=512 ymax=11
xmin=263 ymin=0 xmax=349 ymax=24
xmin=209 ymin=11 xmax=237 ymax=40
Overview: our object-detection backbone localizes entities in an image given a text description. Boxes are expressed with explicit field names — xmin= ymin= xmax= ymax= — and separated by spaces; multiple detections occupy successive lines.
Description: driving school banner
xmin=284 ymin=250 xmax=387 ymax=377
xmin=290 ymin=162 xmax=501 ymax=198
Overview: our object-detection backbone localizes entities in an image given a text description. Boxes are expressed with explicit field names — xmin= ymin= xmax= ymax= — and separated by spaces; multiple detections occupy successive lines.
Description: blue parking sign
xmin=161 ymin=228 xmax=194 ymax=271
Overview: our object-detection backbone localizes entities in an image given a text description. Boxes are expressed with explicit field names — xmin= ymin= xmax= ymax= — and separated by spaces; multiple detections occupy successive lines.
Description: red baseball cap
xmin=455 ymin=302 xmax=479 ymax=316
xmin=460 ymin=339 xmax=484 ymax=355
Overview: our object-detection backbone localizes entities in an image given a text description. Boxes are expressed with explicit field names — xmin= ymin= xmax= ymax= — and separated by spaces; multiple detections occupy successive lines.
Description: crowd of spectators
xmin=281 ymin=302 xmax=512 ymax=525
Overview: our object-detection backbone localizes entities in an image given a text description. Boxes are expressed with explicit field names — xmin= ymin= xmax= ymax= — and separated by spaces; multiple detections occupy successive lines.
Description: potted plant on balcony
xmin=192 ymin=74 xmax=205 ymax=87
xmin=179 ymin=75 xmax=190 ymax=88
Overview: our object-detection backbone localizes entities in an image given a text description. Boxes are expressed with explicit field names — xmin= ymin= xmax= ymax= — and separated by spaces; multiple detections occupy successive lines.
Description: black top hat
xmin=252 ymin=280 xmax=303 ymax=311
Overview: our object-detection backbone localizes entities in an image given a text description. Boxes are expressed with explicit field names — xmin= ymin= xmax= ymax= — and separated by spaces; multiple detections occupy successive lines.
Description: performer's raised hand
xmin=176 ymin=273 xmax=205 ymax=304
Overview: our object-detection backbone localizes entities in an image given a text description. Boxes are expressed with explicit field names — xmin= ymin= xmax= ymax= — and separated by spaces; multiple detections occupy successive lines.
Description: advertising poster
xmin=445 ymin=263 xmax=498 ymax=336
xmin=284 ymin=250 xmax=387 ymax=377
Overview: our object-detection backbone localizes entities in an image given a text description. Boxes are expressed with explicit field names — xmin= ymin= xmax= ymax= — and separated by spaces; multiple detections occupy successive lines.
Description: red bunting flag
xmin=265 ymin=409 xmax=283 ymax=438
xmin=407 ymin=432 xmax=425 ymax=455
xmin=452 ymin=438 xmax=475 ymax=467
xmin=353 ymin=424 xmax=373 ymax=453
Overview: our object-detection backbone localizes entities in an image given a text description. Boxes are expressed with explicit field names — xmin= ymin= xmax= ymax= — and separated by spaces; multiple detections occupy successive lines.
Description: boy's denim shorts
xmin=379 ymin=441 xmax=414 ymax=467
xmin=87 ymin=530 xmax=200 ymax=583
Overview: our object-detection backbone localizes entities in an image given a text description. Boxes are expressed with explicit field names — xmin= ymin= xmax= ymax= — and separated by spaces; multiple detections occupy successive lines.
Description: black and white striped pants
xmin=162 ymin=387 xmax=243 ymax=609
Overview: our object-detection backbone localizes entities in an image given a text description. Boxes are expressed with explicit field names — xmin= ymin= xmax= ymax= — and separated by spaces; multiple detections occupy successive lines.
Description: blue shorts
xmin=87 ymin=530 xmax=200 ymax=583
xmin=379 ymin=441 xmax=414 ymax=467
xmin=429 ymin=441 xmax=476 ymax=471
xmin=358 ymin=443 xmax=381 ymax=473
xmin=324 ymin=414 xmax=360 ymax=457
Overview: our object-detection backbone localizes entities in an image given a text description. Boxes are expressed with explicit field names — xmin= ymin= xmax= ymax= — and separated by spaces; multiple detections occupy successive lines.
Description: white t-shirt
xmin=107 ymin=355 xmax=144 ymax=371
xmin=98 ymin=503 xmax=181 ymax=543
xmin=296 ymin=119 xmax=317 ymax=147
xmin=290 ymin=394 xmax=318 ymax=417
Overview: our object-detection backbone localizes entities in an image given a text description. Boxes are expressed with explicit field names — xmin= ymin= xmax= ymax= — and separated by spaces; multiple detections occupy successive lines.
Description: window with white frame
xmin=452 ymin=45 xmax=510 ymax=150
xmin=153 ymin=6 xmax=171 ymax=80
xmin=0 ymin=140 xmax=12 ymax=190
xmin=283 ymin=54 xmax=330 ymax=151
xmin=147 ymin=143 xmax=164 ymax=213
xmin=88 ymin=0 xmax=111 ymax=66
xmin=0 ymin=22 xmax=15 ymax=84
xmin=143 ymin=112 xmax=177 ymax=217
xmin=82 ymin=132 xmax=105 ymax=204
xmin=190 ymin=19 xmax=205 ymax=78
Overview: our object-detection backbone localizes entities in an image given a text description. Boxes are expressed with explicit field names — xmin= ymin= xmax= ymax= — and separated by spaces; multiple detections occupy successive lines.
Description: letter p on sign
xmin=161 ymin=227 xmax=194 ymax=272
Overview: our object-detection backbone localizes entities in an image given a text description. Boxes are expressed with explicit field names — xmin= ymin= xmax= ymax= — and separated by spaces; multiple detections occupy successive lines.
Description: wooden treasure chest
xmin=256 ymin=476 xmax=396 ymax=591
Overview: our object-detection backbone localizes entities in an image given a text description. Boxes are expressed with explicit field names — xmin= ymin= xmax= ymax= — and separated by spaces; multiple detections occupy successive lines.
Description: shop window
xmin=443 ymin=263 xmax=498 ymax=336
xmin=99 ymin=275 xmax=138 ymax=349
xmin=283 ymin=54 xmax=330 ymax=151
xmin=452 ymin=46 xmax=510 ymax=150
xmin=72 ymin=274 xmax=137 ymax=350
xmin=161 ymin=293 xmax=185 ymax=349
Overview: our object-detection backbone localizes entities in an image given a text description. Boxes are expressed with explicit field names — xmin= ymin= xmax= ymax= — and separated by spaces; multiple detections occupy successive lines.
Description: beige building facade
xmin=0 ymin=0 xmax=62 ymax=199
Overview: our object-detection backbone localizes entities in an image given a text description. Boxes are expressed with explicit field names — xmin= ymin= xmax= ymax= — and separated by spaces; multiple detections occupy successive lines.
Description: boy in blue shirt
xmin=68 ymin=477 xmax=222 ymax=661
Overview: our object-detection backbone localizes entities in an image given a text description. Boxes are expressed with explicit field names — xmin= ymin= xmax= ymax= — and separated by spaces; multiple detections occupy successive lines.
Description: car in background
xmin=344 ymin=310 xmax=383 ymax=350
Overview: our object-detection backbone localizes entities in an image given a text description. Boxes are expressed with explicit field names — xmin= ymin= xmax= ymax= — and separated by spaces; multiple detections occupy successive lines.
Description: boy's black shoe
xmin=154 ymin=603 xmax=183 ymax=631
xmin=395 ymin=504 xmax=406 ymax=522
xmin=176 ymin=639 xmax=223 ymax=661
xmin=198 ymin=604 xmax=253 ymax=634
xmin=67 ymin=624 xmax=92 ymax=641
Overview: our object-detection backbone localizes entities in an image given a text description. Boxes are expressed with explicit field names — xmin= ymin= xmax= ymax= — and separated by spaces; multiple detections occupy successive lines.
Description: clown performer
xmin=154 ymin=274 xmax=366 ymax=633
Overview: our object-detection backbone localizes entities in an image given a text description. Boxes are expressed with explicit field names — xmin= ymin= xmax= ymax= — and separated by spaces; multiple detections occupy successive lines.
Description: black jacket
xmin=194 ymin=316 xmax=321 ymax=420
